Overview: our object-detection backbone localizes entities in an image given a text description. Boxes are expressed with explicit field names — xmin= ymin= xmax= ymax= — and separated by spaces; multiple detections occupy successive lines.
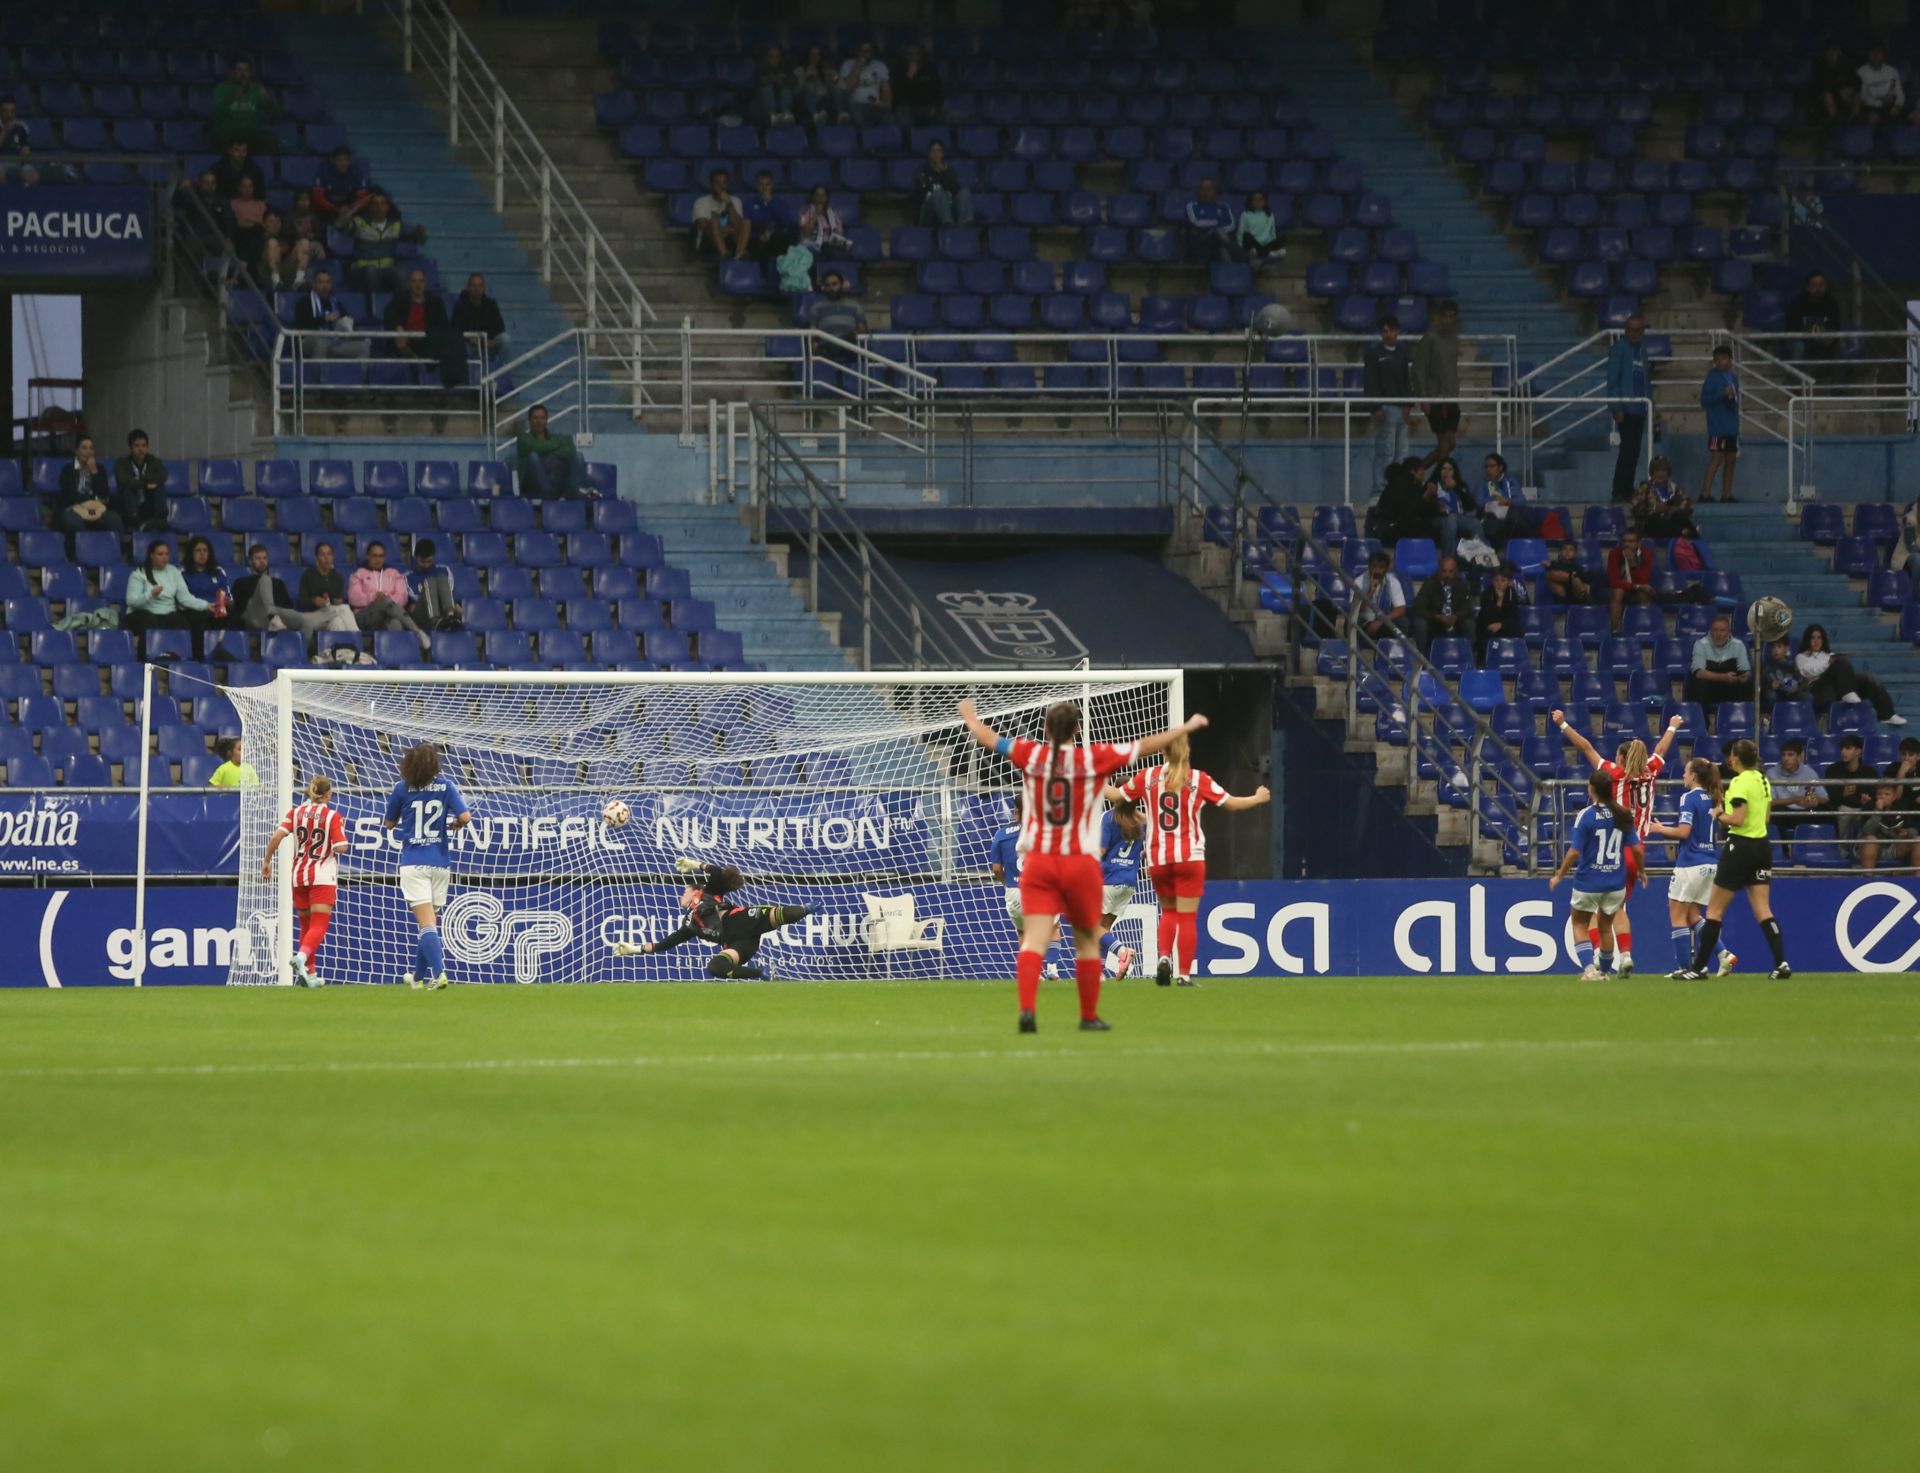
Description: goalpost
xmin=177 ymin=668 xmax=1185 ymax=986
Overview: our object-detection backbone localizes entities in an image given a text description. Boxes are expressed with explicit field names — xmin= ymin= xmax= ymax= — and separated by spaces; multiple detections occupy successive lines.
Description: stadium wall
xmin=6 ymin=876 xmax=1913 ymax=985
xmin=81 ymin=289 xmax=263 ymax=460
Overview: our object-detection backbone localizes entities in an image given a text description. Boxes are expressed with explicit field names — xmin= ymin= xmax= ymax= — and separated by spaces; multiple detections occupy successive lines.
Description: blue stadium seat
xmin=309 ymin=460 xmax=356 ymax=497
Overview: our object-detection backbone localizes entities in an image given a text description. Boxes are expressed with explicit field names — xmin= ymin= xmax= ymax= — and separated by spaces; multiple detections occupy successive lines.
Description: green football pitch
xmin=2 ymin=977 xmax=1916 ymax=1473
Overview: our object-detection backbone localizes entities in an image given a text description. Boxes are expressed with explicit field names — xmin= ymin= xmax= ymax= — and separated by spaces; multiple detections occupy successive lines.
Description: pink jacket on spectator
xmin=348 ymin=566 xmax=410 ymax=608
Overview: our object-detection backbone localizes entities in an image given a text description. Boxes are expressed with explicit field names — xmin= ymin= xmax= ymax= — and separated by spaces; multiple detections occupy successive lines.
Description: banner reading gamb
xmin=0 ymin=183 xmax=154 ymax=279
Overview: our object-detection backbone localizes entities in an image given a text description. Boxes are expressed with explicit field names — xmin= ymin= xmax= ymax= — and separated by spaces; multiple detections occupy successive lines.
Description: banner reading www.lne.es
xmin=4 ymin=880 xmax=1915 ymax=986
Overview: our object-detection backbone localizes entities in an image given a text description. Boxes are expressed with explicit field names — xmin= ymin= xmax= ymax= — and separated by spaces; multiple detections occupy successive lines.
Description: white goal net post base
xmin=170 ymin=668 xmax=1185 ymax=986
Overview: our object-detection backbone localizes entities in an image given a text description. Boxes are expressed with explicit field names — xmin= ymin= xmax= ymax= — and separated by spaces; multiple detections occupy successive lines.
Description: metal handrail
xmin=1786 ymin=392 xmax=1920 ymax=510
xmin=749 ymin=401 xmax=970 ymax=671
xmin=381 ymin=0 xmax=656 ymax=335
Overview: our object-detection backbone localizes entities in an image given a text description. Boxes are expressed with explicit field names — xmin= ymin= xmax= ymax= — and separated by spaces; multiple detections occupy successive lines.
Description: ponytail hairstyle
xmin=1686 ymin=756 xmax=1721 ymax=802
xmin=1728 ymin=738 xmax=1760 ymax=773
xmin=1111 ymin=796 xmax=1144 ymax=844
xmin=1043 ymin=700 xmax=1081 ymax=803
xmin=1163 ymin=730 xmax=1192 ymax=793
xmin=1589 ymin=770 xmax=1632 ymax=833
xmin=305 ymin=774 xmax=333 ymax=802
xmin=1615 ymin=738 xmax=1649 ymax=784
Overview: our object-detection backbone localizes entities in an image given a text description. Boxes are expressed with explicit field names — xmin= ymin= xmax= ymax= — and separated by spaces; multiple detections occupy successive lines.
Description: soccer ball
xmin=601 ymin=799 xmax=632 ymax=828
xmin=1748 ymin=595 xmax=1793 ymax=644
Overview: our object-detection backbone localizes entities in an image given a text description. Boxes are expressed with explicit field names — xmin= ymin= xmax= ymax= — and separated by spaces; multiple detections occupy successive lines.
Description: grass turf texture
xmin=1 ymin=978 xmax=1917 ymax=1473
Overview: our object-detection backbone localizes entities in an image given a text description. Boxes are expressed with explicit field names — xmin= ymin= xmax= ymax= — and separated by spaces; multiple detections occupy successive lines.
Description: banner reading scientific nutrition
xmin=0 ymin=183 xmax=155 ymax=279
xmin=2 ymin=878 xmax=1914 ymax=986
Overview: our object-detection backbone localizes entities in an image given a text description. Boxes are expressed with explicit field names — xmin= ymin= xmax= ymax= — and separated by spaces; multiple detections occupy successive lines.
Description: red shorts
xmin=1623 ymin=844 xmax=1641 ymax=892
xmin=1148 ymin=861 xmax=1208 ymax=903
xmin=293 ymin=884 xmax=337 ymax=913
xmin=1019 ymin=854 xmax=1103 ymax=933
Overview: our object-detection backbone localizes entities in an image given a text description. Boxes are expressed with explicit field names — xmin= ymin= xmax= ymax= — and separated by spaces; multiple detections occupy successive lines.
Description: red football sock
xmin=300 ymin=909 xmax=332 ymax=964
xmin=1615 ymin=925 xmax=1632 ymax=951
xmin=1588 ymin=925 xmax=1600 ymax=954
xmin=1157 ymin=911 xmax=1177 ymax=972
xmin=1074 ymin=957 xmax=1102 ymax=1021
xmin=1016 ymin=949 xmax=1043 ymax=1013
xmin=1177 ymin=911 xmax=1200 ymax=976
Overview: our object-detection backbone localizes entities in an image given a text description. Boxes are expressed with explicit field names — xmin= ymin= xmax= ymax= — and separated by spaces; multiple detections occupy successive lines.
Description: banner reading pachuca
xmin=0 ymin=183 xmax=154 ymax=279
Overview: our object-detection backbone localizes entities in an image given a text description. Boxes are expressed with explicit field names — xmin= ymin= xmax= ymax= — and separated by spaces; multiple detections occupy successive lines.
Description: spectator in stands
xmin=1352 ymin=549 xmax=1410 ymax=642
xmin=741 ymin=172 xmax=796 ymax=263
xmin=807 ymin=270 xmax=868 ymax=361
xmin=349 ymin=540 xmax=431 ymax=653
xmin=1607 ymin=314 xmax=1652 ymax=503
xmin=839 ymin=41 xmax=892 ymax=127
xmin=344 ymin=190 xmax=422 ymax=294
xmin=1857 ymin=41 xmax=1914 ymax=125
xmin=1237 ymin=190 xmax=1285 ymax=269
xmin=692 ymin=170 xmax=751 ymax=263
xmin=1685 ymin=613 xmax=1752 ymax=723
xmin=1373 ymin=456 xmax=1438 ymax=546
xmin=1699 ymin=344 xmax=1741 ymax=503
xmin=1410 ymin=553 xmax=1475 ymax=655
xmin=793 ymin=45 xmax=847 ymax=126
xmin=177 ymin=170 xmax=235 ymax=253
xmin=295 ymin=269 xmax=369 ymax=357
xmin=232 ymin=543 xmax=346 ymax=637
xmin=125 ymin=541 xmax=213 ymax=660
xmin=208 ymin=737 xmax=259 ymax=790
xmin=798 ymin=185 xmax=853 ymax=256
xmin=384 ymin=267 xmax=467 ymax=391
xmin=313 ymin=145 xmax=371 ymax=223
xmin=1859 ymin=782 xmax=1920 ymax=868
xmin=1423 ymin=458 xmax=1479 ymax=557
xmin=181 ymin=536 xmax=234 ymax=629
xmin=257 ymin=235 xmax=302 ymax=290
xmin=515 ymin=403 xmax=586 ymax=500
xmin=1815 ymin=42 xmax=1860 ymax=120
xmin=1784 ymin=272 xmax=1841 ymax=365
xmin=298 ymin=543 xmax=364 ymax=636
xmin=212 ymin=140 xmax=267 ymax=201
xmin=1629 ymin=455 xmax=1697 ymax=539
xmin=229 ymin=176 xmax=269 ymax=262
xmin=1412 ymin=301 xmax=1461 ymax=473
xmin=1545 ymin=540 xmax=1594 ymax=605
xmin=407 ymin=539 xmax=461 ymax=630
xmin=54 ymin=437 xmax=122 ymax=548
xmin=1764 ymin=739 xmax=1825 ymax=831
xmin=288 ymin=189 xmax=322 ymax=245
xmin=1823 ymin=732 xmax=1878 ymax=844
xmin=209 ymin=58 xmax=278 ymax=154
xmin=1606 ymin=528 xmax=1655 ymax=633
xmin=0 ymin=97 xmax=29 ymax=157
xmin=1895 ymin=493 xmax=1920 ymax=599
xmin=1760 ymin=636 xmax=1803 ymax=716
xmin=1473 ymin=563 xmax=1521 ymax=662
xmin=1476 ymin=452 xmax=1539 ymax=550
xmin=1182 ymin=177 xmax=1237 ymax=265
xmin=893 ymin=45 xmax=944 ymax=128
xmin=751 ymin=46 xmax=798 ymax=127
xmin=1889 ymin=738 xmax=1920 ymax=811
xmin=910 ymin=141 xmax=974 ymax=228
xmin=1363 ymin=316 xmax=1414 ymax=494
xmin=451 ymin=272 xmax=509 ymax=364
xmin=113 ymin=430 xmax=169 ymax=532
xmin=1796 ymin=623 xmax=1904 ymax=724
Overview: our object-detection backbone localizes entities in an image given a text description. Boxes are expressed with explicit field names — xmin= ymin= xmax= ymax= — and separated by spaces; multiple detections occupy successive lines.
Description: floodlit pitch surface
xmin=2 ymin=977 xmax=1916 ymax=1473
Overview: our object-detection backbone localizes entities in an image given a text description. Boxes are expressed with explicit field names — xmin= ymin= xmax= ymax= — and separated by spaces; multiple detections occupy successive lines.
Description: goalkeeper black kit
xmin=653 ymin=893 xmax=810 ymax=976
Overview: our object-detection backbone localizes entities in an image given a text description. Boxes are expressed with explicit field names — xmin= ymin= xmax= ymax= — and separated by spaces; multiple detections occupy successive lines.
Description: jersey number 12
xmin=410 ymin=799 xmax=445 ymax=844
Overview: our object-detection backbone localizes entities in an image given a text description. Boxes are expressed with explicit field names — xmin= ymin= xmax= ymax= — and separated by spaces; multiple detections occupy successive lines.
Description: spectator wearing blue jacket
xmin=1699 ymin=343 xmax=1741 ymax=503
xmin=1183 ymin=177 xmax=1237 ymax=265
xmin=1607 ymin=314 xmax=1652 ymax=503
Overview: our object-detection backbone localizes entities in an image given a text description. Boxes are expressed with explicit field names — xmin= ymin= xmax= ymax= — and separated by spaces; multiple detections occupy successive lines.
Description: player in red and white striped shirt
xmin=261 ymin=775 xmax=350 ymax=988
xmin=1551 ymin=711 xmax=1683 ymax=976
xmin=959 ymin=697 xmax=1207 ymax=1034
xmin=1105 ymin=732 xmax=1270 ymax=986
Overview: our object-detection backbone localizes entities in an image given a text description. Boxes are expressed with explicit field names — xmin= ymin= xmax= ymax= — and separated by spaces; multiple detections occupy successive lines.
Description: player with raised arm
xmin=957 ymin=696 xmax=1207 ymax=1034
xmin=1096 ymin=797 xmax=1144 ymax=978
xmin=1648 ymin=757 xmax=1736 ymax=978
xmin=382 ymin=742 xmax=471 ymax=990
xmin=610 ymin=858 xmax=809 ymax=978
xmin=1676 ymin=739 xmax=1789 ymax=980
xmin=1549 ymin=771 xmax=1643 ymax=980
xmin=1104 ymin=732 xmax=1270 ymax=987
xmin=1550 ymin=711 xmax=1684 ymax=976
xmin=260 ymin=774 xmax=348 ymax=987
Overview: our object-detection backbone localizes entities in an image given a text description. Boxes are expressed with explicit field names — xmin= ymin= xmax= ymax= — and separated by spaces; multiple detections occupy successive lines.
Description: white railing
xmin=381 ymin=0 xmax=655 ymax=335
xmin=271 ymin=328 xmax=492 ymax=436
xmin=1785 ymin=392 xmax=1920 ymax=512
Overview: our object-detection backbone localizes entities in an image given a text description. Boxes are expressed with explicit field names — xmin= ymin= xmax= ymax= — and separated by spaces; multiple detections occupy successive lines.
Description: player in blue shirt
xmin=987 ymin=795 xmax=1071 ymax=974
xmin=1096 ymin=798 xmax=1144 ymax=977
xmin=1549 ymin=770 xmax=1642 ymax=980
xmin=381 ymin=742 xmax=471 ymax=989
xmin=1649 ymin=756 xmax=1734 ymax=978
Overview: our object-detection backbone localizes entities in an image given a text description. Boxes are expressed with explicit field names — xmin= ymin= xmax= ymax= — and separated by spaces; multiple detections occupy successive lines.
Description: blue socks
xmin=1574 ymin=939 xmax=1594 ymax=971
xmin=1099 ymin=930 xmax=1117 ymax=953
xmin=416 ymin=927 xmax=444 ymax=979
xmin=1597 ymin=950 xmax=1615 ymax=975
xmin=1672 ymin=925 xmax=1695 ymax=970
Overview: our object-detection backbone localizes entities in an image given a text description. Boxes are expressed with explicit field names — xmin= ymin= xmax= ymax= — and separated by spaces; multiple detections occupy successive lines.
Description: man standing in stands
xmin=1412 ymin=300 xmax=1461 ymax=474
xmin=113 ymin=429 xmax=170 ymax=532
xmin=1363 ymin=315 xmax=1414 ymax=494
xmin=1607 ymin=313 xmax=1652 ymax=502
xmin=450 ymin=272 xmax=510 ymax=365
xmin=515 ymin=403 xmax=587 ymax=500
xmin=208 ymin=58 xmax=278 ymax=154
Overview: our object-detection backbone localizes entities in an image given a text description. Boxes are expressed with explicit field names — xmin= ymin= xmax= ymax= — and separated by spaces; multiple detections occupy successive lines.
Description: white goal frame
xmin=135 ymin=666 xmax=1184 ymax=987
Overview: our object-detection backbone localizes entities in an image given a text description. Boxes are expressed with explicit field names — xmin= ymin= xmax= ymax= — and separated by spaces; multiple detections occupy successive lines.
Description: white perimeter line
xmin=0 ymin=1035 xmax=1915 ymax=1083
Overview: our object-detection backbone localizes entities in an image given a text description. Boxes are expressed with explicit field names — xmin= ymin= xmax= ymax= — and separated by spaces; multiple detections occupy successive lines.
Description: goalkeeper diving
xmin=611 ymin=858 xmax=810 ymax=978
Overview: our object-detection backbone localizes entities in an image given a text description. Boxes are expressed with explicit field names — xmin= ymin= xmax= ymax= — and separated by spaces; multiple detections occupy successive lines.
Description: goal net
xmin=211 ymin=669 xmax=1182 ymax=985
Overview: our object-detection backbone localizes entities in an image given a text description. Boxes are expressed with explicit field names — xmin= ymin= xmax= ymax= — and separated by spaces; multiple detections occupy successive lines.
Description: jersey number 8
xmin=1156 ymin=792 xmax=1181 ymax=832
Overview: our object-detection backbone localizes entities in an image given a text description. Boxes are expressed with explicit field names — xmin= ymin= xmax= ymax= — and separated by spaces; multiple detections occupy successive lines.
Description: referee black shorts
xmin=1713 ymin=834 xmax=1773 ymax=891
